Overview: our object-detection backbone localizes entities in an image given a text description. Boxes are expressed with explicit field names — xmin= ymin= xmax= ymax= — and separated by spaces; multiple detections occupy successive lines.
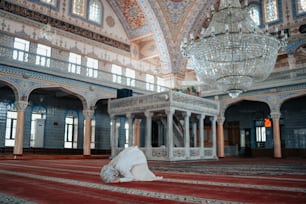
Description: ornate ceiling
xmin=108 ymin=0 xmax=219 ymax=75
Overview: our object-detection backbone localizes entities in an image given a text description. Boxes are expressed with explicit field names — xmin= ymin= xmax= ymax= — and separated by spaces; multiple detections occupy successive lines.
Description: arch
xmin=280 ymin=94 xmax=306 ymax=157
xmin=0 ymin=80 xmax=22 ymax=101
xmin=28 ymin=86 xmax=89 ymax=111
xmin=224 ymin=100 xmax=272 ymax=157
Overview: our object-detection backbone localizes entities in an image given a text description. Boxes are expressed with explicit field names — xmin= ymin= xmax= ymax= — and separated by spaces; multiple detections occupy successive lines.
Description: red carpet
xmin=0 ymin=156 xmax=305 ymax=203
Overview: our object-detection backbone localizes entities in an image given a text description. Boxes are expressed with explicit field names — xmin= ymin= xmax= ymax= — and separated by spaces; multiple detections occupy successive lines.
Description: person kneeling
xmin=100 ymin=146 xmax=162 ymax=183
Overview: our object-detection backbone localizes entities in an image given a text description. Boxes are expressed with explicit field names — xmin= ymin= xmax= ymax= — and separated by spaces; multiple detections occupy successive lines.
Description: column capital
xmin=83 ymin=109 xmax=94 ymax=119
xmin=217 ymin=116 xmax=225 ymax=124
xmin=165 ymin=109 xmax=175 ymax=116
xmin=270 ymin=111 xmax=281 ymax=120
xmin=183 ymin=111 xmax=191 ymax=118
xmin=126 ymin=113 xmax=134 ymax=119
xmin=15 ymin=100 xmax=28 ymax=111
xmin=144 ymin=111 xmax=153 ymax=118
xmin=210 ymin=115 xmax=217 ymax=122
xmin=197 ymin=114 xmax=205 ymax=120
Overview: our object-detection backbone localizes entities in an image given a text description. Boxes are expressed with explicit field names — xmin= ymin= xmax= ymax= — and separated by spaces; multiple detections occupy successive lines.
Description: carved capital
xmin=270 ymin=111 xmax=281 ymax=120
xmin=15 ymin=101 xmax=28 ymax=111
xmin=83 ymin=109 xmax=94 ymax=119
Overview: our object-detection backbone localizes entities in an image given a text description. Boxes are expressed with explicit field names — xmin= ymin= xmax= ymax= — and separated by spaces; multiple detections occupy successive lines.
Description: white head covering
xmin=100 ymin=164 xmax=119 ymax=183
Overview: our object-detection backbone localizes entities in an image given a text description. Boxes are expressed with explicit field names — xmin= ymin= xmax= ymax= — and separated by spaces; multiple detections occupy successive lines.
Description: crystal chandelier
xmin=181 ymin=0 xmax=287 ymax=98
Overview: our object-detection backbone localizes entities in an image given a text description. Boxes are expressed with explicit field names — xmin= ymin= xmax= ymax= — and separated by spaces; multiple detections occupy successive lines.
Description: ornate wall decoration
xmin=0 ymin=1 xmax=130 ymax=52
xmin=106 ymin=16 xmax=115 ymax=27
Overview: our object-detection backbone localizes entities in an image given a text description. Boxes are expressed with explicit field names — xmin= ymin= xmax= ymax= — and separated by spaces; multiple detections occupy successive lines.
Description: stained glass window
xmin=88 ymin=0 xmax=102 ymax=24
xmin=297 ymin=0 xmax=306 ymax=14
xmin=249 ymin=6 xmax=260 ymax=26
xmin=264 ymin=0 xmax=278 ymax=23
xmin=72 ymin=0 xmax=85 ymax=17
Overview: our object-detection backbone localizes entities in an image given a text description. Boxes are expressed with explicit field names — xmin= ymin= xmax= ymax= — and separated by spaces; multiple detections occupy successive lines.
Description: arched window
xmin=72 ymin=0 xmax=85 ymax=17
xmin=88 ymin=0 xmax=102 ymax=24
xmin=297 ymin=0 xmax=306 ymax=14
xmin=264 ymin=0 xmax=279 ymax=23
xmin=249 ymin=6 xmax=260 ymax=26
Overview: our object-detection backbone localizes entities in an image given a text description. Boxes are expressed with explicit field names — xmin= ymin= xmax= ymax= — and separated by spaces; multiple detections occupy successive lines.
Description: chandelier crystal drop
xmin=180 ymin=0 xmax=287 ymax=98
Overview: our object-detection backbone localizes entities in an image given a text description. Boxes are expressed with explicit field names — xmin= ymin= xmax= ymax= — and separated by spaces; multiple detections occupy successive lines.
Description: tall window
xmin=255 ymin=120 xmax=267 ymax=148
xmin=13 ymin=38 xmax=29 ymax=62
xmin=264 ymin=0 xmax=279 ymax=23
xmin=126 ymin=68 xmax=135 ymax=87
xmin=88 ymin=0 xmax=102 ymax=24
xmin=72 ymin=0 xmax=85 ymax=17
xmin=68 ymin=53 xmax=81 ymax=74
xmin=249 ymin=6 xmax=260 ymax=26
xmin=5 ymin=104 xmax=17 ymax=147
xmin=297 ymin=0 xmax=306 ymax=14
xmin=64 ymin=111 xmax=78 ymax=149
xmin=86 ymin=57 xmax=98 ymax=78
xmin=112 ymin=64 xmax=122 ymax=83
xmin=146 ymin=74 xmax=154 ymax=91
xmin=36 ymin=44 xmax=51 ymax=67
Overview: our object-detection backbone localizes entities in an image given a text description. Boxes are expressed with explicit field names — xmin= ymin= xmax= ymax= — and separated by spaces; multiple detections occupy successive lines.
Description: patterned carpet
xmin=0 ymin=157 xmax=305 ymax=203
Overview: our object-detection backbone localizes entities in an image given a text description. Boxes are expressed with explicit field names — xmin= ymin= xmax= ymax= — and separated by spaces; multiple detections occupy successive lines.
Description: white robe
xmin=108 ymin=146 xmax=161 ymax=182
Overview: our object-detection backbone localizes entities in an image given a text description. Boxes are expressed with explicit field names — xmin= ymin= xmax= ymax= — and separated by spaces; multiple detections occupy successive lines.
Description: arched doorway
xmin=225 ymin=100 xmax=272 ymax=157
xmin=281 ymin=95 xmax=306 ymax=157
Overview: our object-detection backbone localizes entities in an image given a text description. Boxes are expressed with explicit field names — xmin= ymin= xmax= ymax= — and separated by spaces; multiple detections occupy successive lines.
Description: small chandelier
xmin=181 ymin=0 xmax=287 ymax=98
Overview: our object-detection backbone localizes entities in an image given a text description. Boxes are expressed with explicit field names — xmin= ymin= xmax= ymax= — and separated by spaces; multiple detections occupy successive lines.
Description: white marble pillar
xmin=271 ymin=111 xmax=282 ymax=158
xmin=192 ymin=120 xmax=197 ymax=147
xmin=198 ymin=114 xmax=205 ymax=158
xmin=144 ymin=111 xmax=153 ymax=148
xmin=166 ymin=109 xmax=174 ymax=159
xmin=127 ymin=113 xmax=134 ymax=146
xmin=211 ymin=116 xmax=217 ymax=159
xmin=110 ymin=115 xmax=116 ymax=158
xmin=13 ymin=100 xmax=28 ymax=155
xmin=82 ymin=109 xmax=94 ymax=156
xmin=184 ymin=111 xmax=191 ymax=159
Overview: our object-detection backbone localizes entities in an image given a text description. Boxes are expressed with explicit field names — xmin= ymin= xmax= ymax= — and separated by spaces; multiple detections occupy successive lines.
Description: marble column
xmin=82 ymin=109 xmax=94 ymax=156
xmin=127 ymin=113 xmax=134 ymax=146
xmin=184 ymin=111 xmax=191 ymax=159
xmin=166 ymin=109 xmax=174 ymax=159
xmin=110 ymin=115 xmax=116 ymax=158
xmin=217 ymin=116 xmax=225 ymax=158
xmin=288 ymin=54 xmax=296 ymax=78
xmin=211 ymin=116 xmax=217 ymax=159
xmin=271 ymin=111 xmax=282 ymax=158
xmin=192 ymin=120 xmax=197 ymax=147
xmin=198 ymin=114 xmax=205 ymax=158
xmin=145 ymin=111 xmax=153 ymax=158
xmin=14 ymin=100 xmax=28 ymax=155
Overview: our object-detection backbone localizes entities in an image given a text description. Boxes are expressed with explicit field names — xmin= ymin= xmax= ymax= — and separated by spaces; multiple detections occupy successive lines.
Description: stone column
xmin=82 ymin=109 xmax=94 ymax=156
xmin=184 ymin=111 xmax=191 ymax=159
xmin=145 ymin=111 xmax=153 ymax=158
xmin=110 ymin=115 xmax=116 ymax=158
xmin=127 ymin=113 xmax=134 ymax=146
xmin=217 ymin=116 xmax=225 ymax=158
xmin=211 ymin=116 xmax=217 ymax=159
xmin=14 ymin=100 xmax=28 ymax=155
xmin=144 ymin=111 xmax=153 ymax=148
xmin=134 ymin=119 xmax=141 ymax=147
xmin=192 ymin=120 xmax=197 ymax=147
xmin=271 ymin=111 xmax=282 ymax=158
xmin=166 ymin=109 xmax=174 ymax=159
xmin=198 ymin=114 xmax=205 ymax=158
